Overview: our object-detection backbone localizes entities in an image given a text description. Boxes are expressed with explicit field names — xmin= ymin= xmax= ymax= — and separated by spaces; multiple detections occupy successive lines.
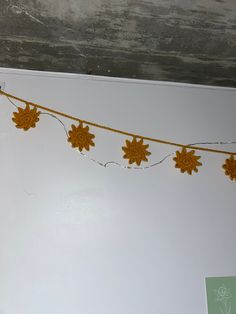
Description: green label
xmin=206 ymin=277 xmax=236 ymax=314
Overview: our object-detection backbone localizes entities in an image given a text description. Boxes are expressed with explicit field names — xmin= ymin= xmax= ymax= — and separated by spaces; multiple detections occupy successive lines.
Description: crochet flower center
xmin=77 ymin=133 xmax=87 ymax=143
xmin=129 ymin=147 xmax=141 ymax=158
xmin=182 ymin=156 xmax=193 ymax=166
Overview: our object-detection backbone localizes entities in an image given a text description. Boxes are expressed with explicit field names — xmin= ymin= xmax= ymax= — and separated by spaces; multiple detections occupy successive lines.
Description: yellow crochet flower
xmin=68 ymin=123 xmax=95 ymax=151
xmin=222 ymin=155 xmax=236 ymax=181
xmin=173 ymin=147 xmax=202 ymax=175
xmin=122 ymin=137 xmax=151 ymax=166
xmin=12 ymin=103 xmax=40 ymax=131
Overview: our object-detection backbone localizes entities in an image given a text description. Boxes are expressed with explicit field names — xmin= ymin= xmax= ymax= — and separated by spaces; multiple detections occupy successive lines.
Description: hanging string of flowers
xmin=0 ymin=89 xmax=236 ymax=181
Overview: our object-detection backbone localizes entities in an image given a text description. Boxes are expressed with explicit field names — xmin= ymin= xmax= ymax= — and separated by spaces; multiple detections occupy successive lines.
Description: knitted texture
xmin=222 ymin=155 xmax=236 ymax=181
xmin=122 ymin=137 xmax=151 ymax=166
xmin=68 ymin=123 xmax=95 ymax=152
xmin=173 ymin=147 xmax=202 ymax=175
xmin=12 ymin=104 xmax=40 ymax=131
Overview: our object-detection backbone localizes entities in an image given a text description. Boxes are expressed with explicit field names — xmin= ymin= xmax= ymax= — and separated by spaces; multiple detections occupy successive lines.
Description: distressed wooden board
xmin=0 ymin=0 xmax=236 ymax=87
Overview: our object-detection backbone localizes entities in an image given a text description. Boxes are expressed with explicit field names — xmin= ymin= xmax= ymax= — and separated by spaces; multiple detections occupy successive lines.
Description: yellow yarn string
xmin=0 ymin=90 xmax=235 ymax=156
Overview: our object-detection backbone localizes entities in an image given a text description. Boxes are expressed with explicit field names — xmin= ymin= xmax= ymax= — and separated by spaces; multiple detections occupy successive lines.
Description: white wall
xmin=0 ymin=68 xmax=235 ymax=314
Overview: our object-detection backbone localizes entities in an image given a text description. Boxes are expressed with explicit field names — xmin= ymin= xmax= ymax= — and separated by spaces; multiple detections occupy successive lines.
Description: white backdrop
xmin=0 ymin=68 xmax=235 ymax=314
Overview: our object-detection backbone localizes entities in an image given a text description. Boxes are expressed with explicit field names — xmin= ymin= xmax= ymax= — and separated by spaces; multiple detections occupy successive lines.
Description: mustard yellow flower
xmin=173 ymin=147 xmax=202 ymax=175
xmin=122 ymin=137 xmax=151 ymax=166
xmin=222 ymin=155 xmax=236 ymax=181
xmin=12 ymin=103 xmax=40 ymax=131
xmin=68 ymin=123 xmax=95 ymax=151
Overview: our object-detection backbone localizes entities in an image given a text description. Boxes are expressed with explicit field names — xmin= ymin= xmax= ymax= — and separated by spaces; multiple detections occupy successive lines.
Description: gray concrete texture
xmin=0 ymin=0 xmax=236 ymax=87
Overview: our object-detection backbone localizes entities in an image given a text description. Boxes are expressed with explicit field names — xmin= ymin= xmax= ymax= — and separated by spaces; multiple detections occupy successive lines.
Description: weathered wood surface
xmin=0 ymin=0 xmax=236 ymax=87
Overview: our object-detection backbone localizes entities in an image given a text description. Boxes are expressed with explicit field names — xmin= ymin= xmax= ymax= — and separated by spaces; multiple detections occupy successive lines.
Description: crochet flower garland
xmin=0 ymin=88 xmax=235 ymax=183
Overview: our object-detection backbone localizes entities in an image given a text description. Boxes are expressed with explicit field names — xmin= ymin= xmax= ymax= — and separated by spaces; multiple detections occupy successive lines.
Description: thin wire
xmin=1 ymin=90 xmax=235 ymax=156
xmin=7 ymin=96 xmax=18 ymax=109
xmin=78 ymin=151 xmax=174 ymax=170
xmin=40 ymin=112 xmax=69 ymax=137
xmin=77 ymin=139 xmax=236 ymax=170
xmin=78 ymin=139 xmax=236 ymax=170
xmin=189 ymin=141 xmax=236 ymax=146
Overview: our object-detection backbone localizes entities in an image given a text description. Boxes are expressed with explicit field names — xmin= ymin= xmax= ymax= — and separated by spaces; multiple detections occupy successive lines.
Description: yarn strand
xmin=0 ymin=89 xmax=235 ymax=156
